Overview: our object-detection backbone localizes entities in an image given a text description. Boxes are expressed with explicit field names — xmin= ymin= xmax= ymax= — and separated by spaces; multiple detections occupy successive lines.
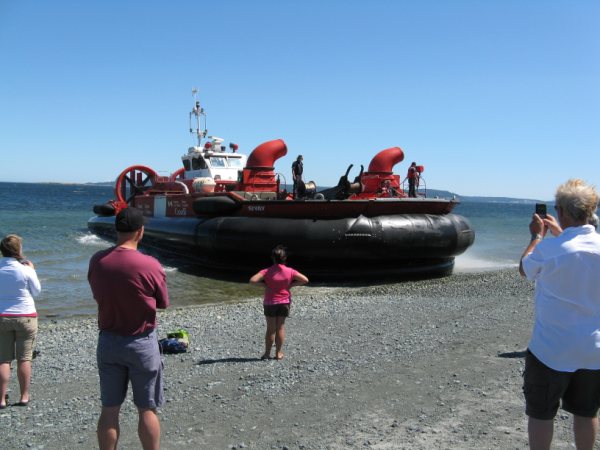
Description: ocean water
xmin=0 ymin=182 xmax=534 ymax=319
xmin=453 ymin=201 xmax=532 ymax=273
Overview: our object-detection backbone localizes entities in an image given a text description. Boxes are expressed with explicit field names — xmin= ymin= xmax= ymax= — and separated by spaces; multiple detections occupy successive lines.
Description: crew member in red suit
xmin=407 ymin=162 xmax=420 ymax=198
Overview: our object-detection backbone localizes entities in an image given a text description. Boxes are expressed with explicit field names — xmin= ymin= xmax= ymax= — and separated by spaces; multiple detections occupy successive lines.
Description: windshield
xmin=227 ymin=157 xmax=243 ymax=168
xmin=209 ymin=157 xmax=226 ymax=168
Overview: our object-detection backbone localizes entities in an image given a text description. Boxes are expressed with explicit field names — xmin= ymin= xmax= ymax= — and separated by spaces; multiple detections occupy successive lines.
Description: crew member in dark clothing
xmin=292 ymin=155 xmax=304 ymax=198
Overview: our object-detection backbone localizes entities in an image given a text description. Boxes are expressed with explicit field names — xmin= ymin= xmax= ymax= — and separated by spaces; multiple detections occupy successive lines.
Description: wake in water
xmin=77 ymin=232 xmax=179 ymax=273
xmin=76 ymin=232 xmax=112 ymax=248
xmin=454 ymin=253 xmax=518 ymax=273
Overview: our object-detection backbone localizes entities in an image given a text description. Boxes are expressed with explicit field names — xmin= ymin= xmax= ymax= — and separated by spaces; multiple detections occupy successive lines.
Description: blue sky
xmin=1 ymin=0 xmax=598 ymax=200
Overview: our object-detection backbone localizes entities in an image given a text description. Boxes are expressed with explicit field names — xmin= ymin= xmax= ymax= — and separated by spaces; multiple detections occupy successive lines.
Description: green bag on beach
xmin=167 ymin=329 xmax=190 ymax=347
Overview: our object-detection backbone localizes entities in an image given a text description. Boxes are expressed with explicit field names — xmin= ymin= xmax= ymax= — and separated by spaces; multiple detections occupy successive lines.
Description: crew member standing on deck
xmin=407 ymin=162 xmax=420 ymax=198
xmin=292 ymin=155 xmax=304 ymax=198
xmin=519 ymin=179 xmax=600 ymax=450
xmin=88 ymin=207 xmax=169 ymax=450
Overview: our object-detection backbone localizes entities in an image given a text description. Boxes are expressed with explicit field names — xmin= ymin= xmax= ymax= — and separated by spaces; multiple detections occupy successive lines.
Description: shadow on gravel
xmin=196 ymin=357 xmax=263 ymax=365
xmin=498 ymin=350 xmax=528 ymax=359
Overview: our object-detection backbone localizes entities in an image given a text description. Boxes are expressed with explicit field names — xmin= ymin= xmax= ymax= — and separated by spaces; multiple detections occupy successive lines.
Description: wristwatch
xmin=530 ymin=233 xmax=542 ymax=241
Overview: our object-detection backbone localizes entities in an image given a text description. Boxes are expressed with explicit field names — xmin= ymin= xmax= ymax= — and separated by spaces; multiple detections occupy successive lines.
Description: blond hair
xmin=0 ymin=234 xmax=23 ymax=259
xmin=555 ymin=179 xmax=599 ymax=222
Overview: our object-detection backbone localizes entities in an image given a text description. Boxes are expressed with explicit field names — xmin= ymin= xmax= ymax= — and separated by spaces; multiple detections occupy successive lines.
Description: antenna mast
xmin=189 ymin=88 xmax=207 ymax=147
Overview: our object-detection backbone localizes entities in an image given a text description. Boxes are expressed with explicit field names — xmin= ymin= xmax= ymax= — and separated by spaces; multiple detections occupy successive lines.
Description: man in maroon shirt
xmin=88 ymin=207 xmax=169 ymax=450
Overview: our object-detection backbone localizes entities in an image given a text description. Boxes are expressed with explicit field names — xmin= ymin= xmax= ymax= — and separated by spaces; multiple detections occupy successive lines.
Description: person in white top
xmin=520 ymin=179 xmax=600 ymax=450
xmin=0 ymin=235 xmax=41 ymax=408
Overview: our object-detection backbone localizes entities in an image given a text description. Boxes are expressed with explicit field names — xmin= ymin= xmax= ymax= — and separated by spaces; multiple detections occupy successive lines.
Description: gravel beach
xmin=0 ymin=269 xmax=585 ymax=449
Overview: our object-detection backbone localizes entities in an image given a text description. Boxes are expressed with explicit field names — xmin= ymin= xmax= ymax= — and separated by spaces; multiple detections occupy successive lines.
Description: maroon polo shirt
xmin=88 ymin=246 xmax=169 ymax=336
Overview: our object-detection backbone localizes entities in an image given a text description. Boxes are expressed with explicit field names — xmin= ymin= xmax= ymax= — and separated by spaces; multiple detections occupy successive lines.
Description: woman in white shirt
xmin=0 ymin=235 xmax=41 ymax=408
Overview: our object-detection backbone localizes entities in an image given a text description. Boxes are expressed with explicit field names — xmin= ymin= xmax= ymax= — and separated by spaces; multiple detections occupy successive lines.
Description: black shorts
xmin=523 ymin=350 xmax=600 ymax=420
xmin=263 ymin=303 xmax=290 ymax=317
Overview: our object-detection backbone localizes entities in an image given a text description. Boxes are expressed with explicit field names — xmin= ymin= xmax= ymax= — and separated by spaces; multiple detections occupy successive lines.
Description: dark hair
xmin=1 ymin=234 xmax=23 ymax=259
xmin=271 ymin=245 xmax=287 ymax=264
xmin=115 ymin=207 xmax=145 ymax=232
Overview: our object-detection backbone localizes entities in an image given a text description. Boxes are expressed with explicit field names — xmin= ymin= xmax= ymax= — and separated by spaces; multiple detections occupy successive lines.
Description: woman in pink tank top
xmin=250 ymin=245 xmax=308 ymax=360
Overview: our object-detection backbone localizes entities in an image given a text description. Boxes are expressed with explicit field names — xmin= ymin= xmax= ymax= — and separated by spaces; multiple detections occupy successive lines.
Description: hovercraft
xmin=88 ymin=92 xmax=474 ymax=278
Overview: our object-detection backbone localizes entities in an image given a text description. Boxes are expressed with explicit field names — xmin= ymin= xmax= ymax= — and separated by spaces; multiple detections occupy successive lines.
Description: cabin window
xmin=227 ymin=157 xmax=243 ymax=168
xmin=183 ymin=159 xmax=191 ymax=171
xmin=192 ymin=156 xmax=208 ymax=170
xmin=210 ymin=157 xmax=226 ymax=168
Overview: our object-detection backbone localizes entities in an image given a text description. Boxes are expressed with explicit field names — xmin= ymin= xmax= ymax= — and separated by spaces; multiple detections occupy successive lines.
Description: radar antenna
xmin=189 ymin=88 xmax=207 ymax=147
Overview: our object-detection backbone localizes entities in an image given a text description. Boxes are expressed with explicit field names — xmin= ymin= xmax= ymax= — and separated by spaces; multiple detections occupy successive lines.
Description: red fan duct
xmin=367 ymin=147 xmax=404 ymax=173
xmin=246 ymin=139 xmax=288 ymax=168
xmin=241 ymin=139 xmax=288 ymax=191
xmin=357 ymin=147 xmax=405 ymax=196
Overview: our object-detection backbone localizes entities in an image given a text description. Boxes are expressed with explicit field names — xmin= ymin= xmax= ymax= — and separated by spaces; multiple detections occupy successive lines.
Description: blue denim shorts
xmin=97 ymin=329 xmax=164 ymax=409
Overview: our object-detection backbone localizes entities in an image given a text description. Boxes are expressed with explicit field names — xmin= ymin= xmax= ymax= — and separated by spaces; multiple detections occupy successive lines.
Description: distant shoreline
xmin=0 ymin=180 xmax=114 ymax=187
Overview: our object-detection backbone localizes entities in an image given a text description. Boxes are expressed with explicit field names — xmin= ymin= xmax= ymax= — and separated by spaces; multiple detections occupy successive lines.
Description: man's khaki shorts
xmin=0 ymin=316 xmax=38 ymax=362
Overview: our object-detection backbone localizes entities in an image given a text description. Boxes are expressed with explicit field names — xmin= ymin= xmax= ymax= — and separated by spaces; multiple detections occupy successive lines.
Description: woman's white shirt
xmin=0 ymin=257 xmax=41 ymax=315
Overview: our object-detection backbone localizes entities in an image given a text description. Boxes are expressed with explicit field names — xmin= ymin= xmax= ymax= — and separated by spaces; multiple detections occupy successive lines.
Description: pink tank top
xmin=260 ymin=264 xmax=298 ymax=305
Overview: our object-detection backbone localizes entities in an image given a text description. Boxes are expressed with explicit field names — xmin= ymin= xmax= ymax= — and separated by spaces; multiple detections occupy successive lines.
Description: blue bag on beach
xmin=159 ymin=338 xmax=188 ymax=354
